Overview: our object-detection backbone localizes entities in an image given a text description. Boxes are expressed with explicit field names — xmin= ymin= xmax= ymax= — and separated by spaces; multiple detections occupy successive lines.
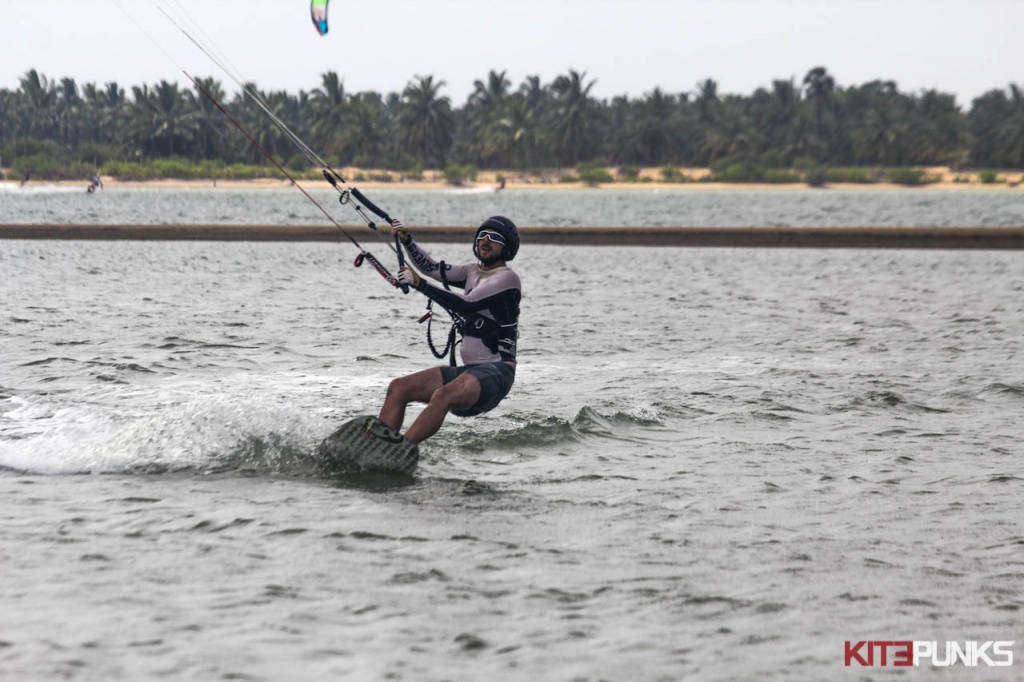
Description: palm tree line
xmin=2 ymin=66 xmax=1024 ymax=181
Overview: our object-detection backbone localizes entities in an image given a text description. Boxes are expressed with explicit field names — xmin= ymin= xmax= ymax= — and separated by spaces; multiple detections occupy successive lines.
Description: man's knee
xmin=429 ymin=376 xmax=478 ymax=412
xmin=387 ymin=369 xmax=444 ymax=404
xmin=427 ymin=383 xmax=456 ymax=409
xmin=386 ymin=375 xmax=414 ymax=401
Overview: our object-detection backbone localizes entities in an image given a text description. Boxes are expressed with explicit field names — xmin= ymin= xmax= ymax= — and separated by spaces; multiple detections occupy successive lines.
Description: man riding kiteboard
xmin=378 ymin=216 xmax=522 ymax=444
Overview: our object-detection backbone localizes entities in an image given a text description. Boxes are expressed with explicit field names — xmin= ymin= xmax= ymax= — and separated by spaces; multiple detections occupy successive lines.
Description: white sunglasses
xmin=476 ymin=230 xmax=507 ymax=245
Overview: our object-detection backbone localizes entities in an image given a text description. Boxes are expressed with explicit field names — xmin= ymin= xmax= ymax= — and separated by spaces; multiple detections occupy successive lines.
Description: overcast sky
xmin=2 ymin=0 xmax=1021 ymax=107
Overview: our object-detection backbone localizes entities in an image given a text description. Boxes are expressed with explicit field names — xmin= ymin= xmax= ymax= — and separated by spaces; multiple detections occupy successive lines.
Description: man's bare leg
xmin=403 ymin=373 xmax=481 ymax=444
xmin=379 ymin=367 xmax=445 ymax=431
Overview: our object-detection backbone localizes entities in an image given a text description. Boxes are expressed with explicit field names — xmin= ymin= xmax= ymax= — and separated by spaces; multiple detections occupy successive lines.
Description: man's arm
xmin=413 ymin=269 xmax=521 ymax=315
xmin=391 ymin=219 xmax=472 ymax=287
xmin=404 ymin=241 xmax=472 ymax=287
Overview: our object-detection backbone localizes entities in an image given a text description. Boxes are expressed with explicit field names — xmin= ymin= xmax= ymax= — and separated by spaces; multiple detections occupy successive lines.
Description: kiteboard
xmin=314 ymin=415 xmax=418 ymax=476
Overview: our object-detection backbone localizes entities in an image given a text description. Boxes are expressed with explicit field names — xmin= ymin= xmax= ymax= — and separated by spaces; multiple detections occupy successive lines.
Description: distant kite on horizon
xmin=311 ymin=0 xmax=330 ymax=36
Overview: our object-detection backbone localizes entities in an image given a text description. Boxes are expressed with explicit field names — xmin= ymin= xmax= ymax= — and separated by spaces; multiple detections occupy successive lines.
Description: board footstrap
xmin=314 ymin=416 xmax=419 ymax=476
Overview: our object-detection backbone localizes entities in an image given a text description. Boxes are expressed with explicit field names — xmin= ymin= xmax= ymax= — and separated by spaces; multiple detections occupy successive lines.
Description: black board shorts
xmin=440 ymin=362 xmax=516 ymax=417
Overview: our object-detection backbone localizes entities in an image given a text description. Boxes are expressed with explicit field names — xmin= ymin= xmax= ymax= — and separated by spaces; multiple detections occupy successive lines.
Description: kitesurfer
xmin=379 ymin=216 xmax=522 ymax=444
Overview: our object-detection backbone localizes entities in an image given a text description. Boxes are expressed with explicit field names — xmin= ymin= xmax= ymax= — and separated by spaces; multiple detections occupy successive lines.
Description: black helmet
xmin=474 ymin=215 xmax=520 ymax=262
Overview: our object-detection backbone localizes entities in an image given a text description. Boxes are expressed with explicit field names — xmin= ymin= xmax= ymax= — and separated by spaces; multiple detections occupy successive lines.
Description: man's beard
xmin=479 ymin=254 xmax=502 ymax=266
xmin=474 ymin=245 xmax=503 ymax=266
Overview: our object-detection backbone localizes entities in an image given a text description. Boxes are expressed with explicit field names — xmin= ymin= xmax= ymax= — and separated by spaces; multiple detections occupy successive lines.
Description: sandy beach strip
xmin=2 ymin=224 xmax=1023 ymax=249
xmin=8 ymin=164 xmax=1024 ymax=192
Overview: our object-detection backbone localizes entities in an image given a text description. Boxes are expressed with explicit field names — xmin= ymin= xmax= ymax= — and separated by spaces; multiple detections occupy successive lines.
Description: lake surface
xmin=2 ymin=182 xmax=1024 ymax=228
xmin=1 ymin=188 xmax=1023 ymax=679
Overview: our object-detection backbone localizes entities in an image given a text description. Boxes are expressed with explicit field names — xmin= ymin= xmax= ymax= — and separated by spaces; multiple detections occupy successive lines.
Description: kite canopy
xmin=311 ymin=0 xmax=330 ymax=36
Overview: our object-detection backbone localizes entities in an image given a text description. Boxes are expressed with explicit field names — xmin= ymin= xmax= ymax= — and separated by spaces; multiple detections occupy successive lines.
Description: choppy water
xmin=2 ymin=190 xmax=1024 ymax=680
xmin=3 ymin=182 xmax=1024 ymax=227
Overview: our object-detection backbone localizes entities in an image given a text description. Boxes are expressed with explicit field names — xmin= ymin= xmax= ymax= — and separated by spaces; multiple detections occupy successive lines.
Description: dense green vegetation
xmin=2 ymin=66 xmax=1023 ymax=182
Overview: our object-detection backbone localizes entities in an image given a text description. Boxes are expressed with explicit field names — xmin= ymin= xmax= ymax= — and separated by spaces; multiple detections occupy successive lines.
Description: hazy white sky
xmin=2 ymin=0 xmax=1021 ymax=107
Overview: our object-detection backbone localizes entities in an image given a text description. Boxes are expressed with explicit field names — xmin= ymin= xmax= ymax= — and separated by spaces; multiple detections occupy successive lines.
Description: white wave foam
xmin=0 ymin=393 xmax=323 ymax=475
xmin=0 ymin=182 xmax=87 ymax=195
xmin=445 ymin=186 xmax=498 ymax=195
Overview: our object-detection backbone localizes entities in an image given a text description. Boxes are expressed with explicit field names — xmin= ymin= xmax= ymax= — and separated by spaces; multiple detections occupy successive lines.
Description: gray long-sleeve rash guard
xmin=405 ymin=240 xmax=521 ymax=365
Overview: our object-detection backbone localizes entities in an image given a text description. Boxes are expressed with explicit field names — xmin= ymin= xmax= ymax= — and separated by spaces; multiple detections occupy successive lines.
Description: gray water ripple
xmin=2 ymin=235 xmax=1024 ymax=678
xmin=2 ymin=185 xmax=1024 ymax=228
